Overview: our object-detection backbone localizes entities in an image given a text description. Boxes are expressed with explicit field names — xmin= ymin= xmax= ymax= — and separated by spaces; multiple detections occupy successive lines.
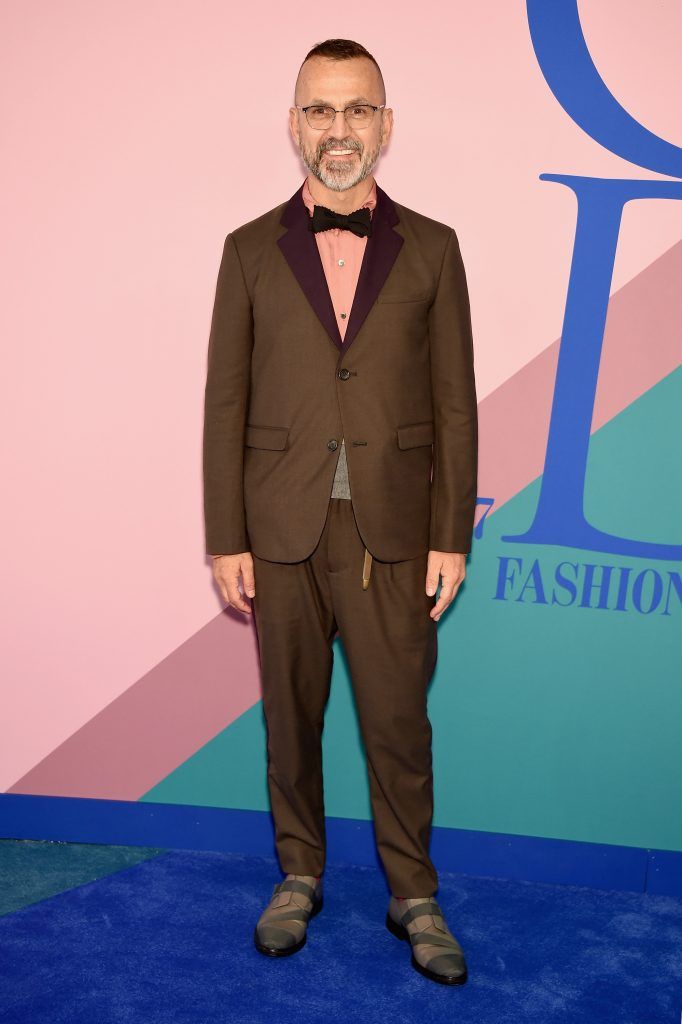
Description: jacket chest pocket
xmin=396 ymin=420 xmax=434 ymax=449
xmin=377 ymin=290 xmax=431 ymax=304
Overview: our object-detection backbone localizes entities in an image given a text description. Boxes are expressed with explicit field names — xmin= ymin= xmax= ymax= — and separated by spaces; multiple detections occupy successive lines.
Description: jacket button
xmin=327 ymin=439 xmax=339 ymax=451
xmin=337 ymin=368 xmax=351 ymax=380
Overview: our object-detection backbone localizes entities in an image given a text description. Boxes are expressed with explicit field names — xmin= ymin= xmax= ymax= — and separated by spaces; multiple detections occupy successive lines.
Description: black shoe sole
xmin=385 ymin=911 xmax=468 ymax=985
xmin=254 ymin=894 xmax=324 ymax=957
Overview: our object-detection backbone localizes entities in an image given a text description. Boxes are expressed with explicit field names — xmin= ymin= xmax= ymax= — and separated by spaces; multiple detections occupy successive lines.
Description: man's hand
xmin=211 ymin=552 xmax=255 ymax=615
xmin=425 ymin=550 xmax=467 ymax=621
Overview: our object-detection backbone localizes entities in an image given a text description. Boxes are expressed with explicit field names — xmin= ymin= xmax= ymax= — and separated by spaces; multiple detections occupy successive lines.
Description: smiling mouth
xmin=324 ymin=149 xmax=356 ymax=156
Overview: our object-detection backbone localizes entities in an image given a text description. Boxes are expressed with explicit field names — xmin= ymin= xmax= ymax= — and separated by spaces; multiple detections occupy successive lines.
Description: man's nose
xmin=330 ymin=109 xmax=351 ymax=132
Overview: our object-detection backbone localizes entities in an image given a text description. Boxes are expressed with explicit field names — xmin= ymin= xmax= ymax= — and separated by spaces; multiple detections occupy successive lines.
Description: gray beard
xmin=299 ymin=136 xmax=383 ymax=193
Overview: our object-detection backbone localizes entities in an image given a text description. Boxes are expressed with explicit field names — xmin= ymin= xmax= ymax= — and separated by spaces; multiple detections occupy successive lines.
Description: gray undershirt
xmin=330 ymin=438 xmax=351 ymax=499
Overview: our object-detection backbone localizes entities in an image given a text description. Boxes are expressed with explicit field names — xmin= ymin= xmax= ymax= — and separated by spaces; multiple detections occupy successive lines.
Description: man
xmin=203 ymin=38 xmax=478 ymax=986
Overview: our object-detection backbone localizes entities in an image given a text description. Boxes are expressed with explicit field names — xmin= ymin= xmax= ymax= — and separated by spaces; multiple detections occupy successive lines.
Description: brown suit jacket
xmin=203 ymin=180 xmax=478 ymax=563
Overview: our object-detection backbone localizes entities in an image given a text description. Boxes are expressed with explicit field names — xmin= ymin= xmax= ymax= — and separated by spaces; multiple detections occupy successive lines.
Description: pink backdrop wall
xmin=2 ymin=1 xmax=681 ymax=791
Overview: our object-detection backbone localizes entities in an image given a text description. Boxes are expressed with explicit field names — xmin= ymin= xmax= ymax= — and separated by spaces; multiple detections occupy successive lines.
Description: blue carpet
xmin=0 ymin=846 xmax=680 ymax=1023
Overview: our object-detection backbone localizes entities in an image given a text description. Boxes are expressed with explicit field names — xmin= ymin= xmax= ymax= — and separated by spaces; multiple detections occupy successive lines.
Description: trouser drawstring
xmin=362 ymin=547 xmax=373 ymax=590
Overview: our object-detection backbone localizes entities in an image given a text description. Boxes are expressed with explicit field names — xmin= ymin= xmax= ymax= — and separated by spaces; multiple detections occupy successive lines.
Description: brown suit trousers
xmin=252 ymin=496 xmax=439 ymax=897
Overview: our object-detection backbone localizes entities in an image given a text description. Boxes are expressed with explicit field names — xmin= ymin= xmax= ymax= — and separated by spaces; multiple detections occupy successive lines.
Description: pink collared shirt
xmin=301 ymin=176 xmax=377 ymax=342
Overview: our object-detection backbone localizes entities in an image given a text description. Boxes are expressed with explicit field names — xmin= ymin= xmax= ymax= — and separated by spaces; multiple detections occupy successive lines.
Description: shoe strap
xmin=410 ymin=931 xmax=462 ymax=950
xmin=274 ymin=878 xmax=317 ymax=901
xmin=398 ymin=900 xmax=443 ymax=928
xmin=267 ymin=907 xmax=314 ymax=923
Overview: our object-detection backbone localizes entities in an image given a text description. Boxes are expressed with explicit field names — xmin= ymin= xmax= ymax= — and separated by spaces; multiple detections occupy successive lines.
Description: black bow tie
xmin=309 ymin=204 xmax=372 ymax=238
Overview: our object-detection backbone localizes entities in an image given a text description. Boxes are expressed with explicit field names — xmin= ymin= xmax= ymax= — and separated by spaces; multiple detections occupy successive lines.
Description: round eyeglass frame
xmin=295 ymin=103 xmax=386 ymax=130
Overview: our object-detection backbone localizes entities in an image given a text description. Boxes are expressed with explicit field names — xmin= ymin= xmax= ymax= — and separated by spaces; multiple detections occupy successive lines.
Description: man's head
xmin=290 ymin=39 xmax=393 ymax=193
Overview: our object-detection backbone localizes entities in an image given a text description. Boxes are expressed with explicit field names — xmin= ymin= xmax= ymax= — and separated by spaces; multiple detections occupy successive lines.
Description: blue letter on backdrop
xmin=502 ymin=0 xmax=682 ymax=560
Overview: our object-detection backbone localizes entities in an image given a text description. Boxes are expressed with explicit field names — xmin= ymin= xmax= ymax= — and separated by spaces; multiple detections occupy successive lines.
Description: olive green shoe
xmin=386 ymin=896 xmax=468 ymax=985
xmin=254 ymin=874 xmax=323 ymax=957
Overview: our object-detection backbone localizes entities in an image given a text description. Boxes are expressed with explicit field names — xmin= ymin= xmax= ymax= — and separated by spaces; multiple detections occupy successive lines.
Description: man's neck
xmin=306 ymin=174 xmax=375 ymax=215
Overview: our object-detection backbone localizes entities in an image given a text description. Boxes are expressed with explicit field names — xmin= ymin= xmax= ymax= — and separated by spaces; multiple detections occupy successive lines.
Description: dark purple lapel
xmin=276 ymin=178 xmax=404 ymax=355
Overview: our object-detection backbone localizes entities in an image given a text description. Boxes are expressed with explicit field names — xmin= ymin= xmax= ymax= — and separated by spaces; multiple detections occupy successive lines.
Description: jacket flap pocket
xmin=245 ymin=424 xmax=290 ymax=450
xmin=396 ymin=420 xmax=435 ymax=449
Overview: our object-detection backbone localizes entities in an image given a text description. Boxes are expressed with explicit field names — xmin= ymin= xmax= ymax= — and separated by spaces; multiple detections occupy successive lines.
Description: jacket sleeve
xmin=202 ymin=233 xmax=253 ymax=555
xmin=428 ymin=228 xmax=479 ymax=554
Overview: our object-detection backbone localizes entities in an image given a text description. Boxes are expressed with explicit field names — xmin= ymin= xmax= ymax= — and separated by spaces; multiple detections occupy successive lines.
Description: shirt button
xmin=338 ymin=259 xmax=345 ymax=266
xmin=340 ymin=312 xmax=347 ymax=319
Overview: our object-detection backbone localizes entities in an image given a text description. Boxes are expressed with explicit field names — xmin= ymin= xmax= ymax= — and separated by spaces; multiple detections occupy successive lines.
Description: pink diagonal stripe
xmin=9 ymin=611 xmax=262 ymax=799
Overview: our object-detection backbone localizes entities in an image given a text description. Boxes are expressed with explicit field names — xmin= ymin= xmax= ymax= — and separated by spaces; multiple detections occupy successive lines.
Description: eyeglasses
xmin=296 ymin=103 xmax=386 ymax=130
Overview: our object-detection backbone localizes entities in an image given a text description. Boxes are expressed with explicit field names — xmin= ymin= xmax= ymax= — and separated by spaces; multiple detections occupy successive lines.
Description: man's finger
xmin=241 ymin=564 xmax=256 ymax=599
xmin=425 ymin=567 xmax=441 ymax=597
xmin=431 ymin=580 xmax=454 ymax=619
xmin=226 ymin=576 xmax=252 ymax=614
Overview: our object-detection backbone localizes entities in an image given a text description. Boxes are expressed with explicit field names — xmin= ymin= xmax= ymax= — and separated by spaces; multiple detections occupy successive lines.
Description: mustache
xmin=320 ymin=141 xmax=361 ymax=153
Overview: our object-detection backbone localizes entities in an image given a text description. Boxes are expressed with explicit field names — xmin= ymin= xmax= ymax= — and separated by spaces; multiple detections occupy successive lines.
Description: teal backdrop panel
xmin=143 ymin=368 xmax=682 ymax=852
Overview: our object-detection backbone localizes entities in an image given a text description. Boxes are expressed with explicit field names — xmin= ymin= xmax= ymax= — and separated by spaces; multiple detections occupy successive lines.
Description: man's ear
xmin=288 ymin=108 xmax=300 ymax=146
xmin=381 ymin=108 xmax=394 ymax=147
